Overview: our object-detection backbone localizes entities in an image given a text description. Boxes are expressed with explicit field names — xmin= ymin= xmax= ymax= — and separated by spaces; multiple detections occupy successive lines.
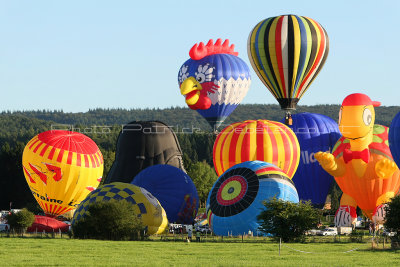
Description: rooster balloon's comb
xmin=189 ymin=39 xmax=238 ymax=60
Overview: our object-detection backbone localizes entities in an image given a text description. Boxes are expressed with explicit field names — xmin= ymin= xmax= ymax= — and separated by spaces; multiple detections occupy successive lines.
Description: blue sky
xmin=1 ymin=0 xmax=399 ymax=112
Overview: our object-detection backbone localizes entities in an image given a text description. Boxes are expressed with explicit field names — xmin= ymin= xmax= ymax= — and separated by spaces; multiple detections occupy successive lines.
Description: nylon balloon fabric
xmin=389 ymin=111 xmax=400 ymax=169
xmin=206 ymin=161 xmax=299 ymax=236
xmin=213 ymin=120 xmax=300 ymax=178
xmin=104 ymin=121 xmax=185 ymax=184
xmin=132 ymin=165 xmax=199 ymax=224
xmin=178 ymin=39 xmax=251 ymax=129
xmin=72 ymin=182 xmax=168 ymax=235
xmin=248 ymin=15 xmax=329 ymax=110
xmin=22 ymin=130 xmax=103 ymax=217
xmin=27 ymin=215 xmax=70 ymax=233
xmin=332 ymin=124 xmax=400 ymax=218
xmin=281 ymin=113 xmax=341 ymax=206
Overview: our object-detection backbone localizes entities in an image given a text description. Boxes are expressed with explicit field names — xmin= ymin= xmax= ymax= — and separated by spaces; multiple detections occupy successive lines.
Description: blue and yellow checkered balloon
xmin=72 ymin=182 xmax=168 ymax=235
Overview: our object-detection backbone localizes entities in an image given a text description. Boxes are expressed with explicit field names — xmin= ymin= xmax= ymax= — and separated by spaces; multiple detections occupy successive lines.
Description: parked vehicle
xmin=318 ymin=228 xmax=338 ymax=236
xmin=195 ymin=225 xmax=212 ymax=234
xmin=305 ymin=229 xmax=321 ymax=236
xmin=337 ymin=227 xmax=352 ymax=235
xmin=0 ymin=223 xmax=10 ymax=232
xmin=382 ymin=230 xmax=396 ymax=237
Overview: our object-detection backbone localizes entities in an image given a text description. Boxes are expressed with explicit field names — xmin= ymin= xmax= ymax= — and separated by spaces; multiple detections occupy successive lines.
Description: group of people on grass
xmin=369 ymin=222 xmax=380 ymax=236
xmin=187 ymin=228 xmax=202 ymax=242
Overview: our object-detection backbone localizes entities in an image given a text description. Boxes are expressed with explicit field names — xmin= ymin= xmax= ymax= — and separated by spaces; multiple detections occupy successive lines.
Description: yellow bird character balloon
xmin=22 ymin=130 xmax=104 ymax=217
xmin=315 ymin=93 xmax=400 ymax=226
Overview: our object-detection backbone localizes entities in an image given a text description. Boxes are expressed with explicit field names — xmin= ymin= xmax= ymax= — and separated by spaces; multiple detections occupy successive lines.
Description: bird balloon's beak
xmin=180 ymin=77 xmax=202 ymax=106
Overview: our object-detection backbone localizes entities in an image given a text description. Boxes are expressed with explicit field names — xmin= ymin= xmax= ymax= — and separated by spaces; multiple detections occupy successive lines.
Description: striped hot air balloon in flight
xmin=247 ymin=15 xmax=329 ymax=112
xmin=22 ymin=130 xmax=104 ymax=217
xmin=213 ymin=120 xmax=300 ymax=178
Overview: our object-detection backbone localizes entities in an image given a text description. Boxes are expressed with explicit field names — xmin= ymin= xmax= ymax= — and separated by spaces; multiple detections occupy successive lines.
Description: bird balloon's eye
xmin=196 ymin=73 xmax=206 ymax=83
xmin=363 ymin=108 xmax=373 ymax=126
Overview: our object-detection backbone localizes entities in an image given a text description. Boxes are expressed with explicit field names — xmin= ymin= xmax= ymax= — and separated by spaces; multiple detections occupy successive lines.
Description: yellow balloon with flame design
xmin=22 ymin=130 xmax=103 ymax=217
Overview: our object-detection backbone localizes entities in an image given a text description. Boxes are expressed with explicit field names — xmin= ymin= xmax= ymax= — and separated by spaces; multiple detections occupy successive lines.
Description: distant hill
xmin=3 ymin=104 xmax=400 ymax=132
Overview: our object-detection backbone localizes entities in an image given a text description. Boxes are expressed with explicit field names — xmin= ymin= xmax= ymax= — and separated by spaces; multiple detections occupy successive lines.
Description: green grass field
xmin=1 ymin=237 xmax=400 ymax=266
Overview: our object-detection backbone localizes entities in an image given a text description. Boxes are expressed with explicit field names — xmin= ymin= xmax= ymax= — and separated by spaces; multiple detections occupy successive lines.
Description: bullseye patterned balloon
xmin=206 ymin=161 xmax=299 ymax=236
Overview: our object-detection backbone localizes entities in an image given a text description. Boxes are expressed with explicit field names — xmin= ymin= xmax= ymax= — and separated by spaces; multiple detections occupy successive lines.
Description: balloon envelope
xmin=132 ymin=165 xmax=199 ymax=224
xmin=27 ymin=215 xmax=70 ymax=233
xmin=178 ymin=39 xmax=251 ymax=129
xmin=104 ymin=121 xmax=185 ymax=184
xmin=389 ymin=111 xmax=400 ymax=169
xmin=248 ymin=15 xmax=329 ymax=110
xmin=333 ymin=125 xmax=400 ymax=218
xmin=72 ymin=182 xmax=168 ymax=235
xmin=206 ymin=161 xmax=299 ymax=236
xmin=22 ymin=130 xmax=103 ymax=217
xmin=213 ymin=120 xmax=300 ymax=178
xmin=281 ymin=113 xmax=341 ymax=206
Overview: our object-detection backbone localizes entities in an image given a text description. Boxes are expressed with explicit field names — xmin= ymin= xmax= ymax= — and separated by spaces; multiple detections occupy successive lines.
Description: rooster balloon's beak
xmin=180 ymin=77 xmax=202 ymax=105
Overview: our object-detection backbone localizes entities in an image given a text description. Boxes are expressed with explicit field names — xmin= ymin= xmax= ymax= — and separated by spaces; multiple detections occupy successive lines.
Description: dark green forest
xmin=1 ymin=104 xmax=399 ymax=211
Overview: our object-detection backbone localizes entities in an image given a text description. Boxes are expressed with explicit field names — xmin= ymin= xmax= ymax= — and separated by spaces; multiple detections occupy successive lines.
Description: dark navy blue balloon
xmin=389 ymin=111 xmax=400 ymax=169
xmin=132 ymin=165 xmax=199 ymax=224
xmin=281 ymin=113 xmax=341 ymax=206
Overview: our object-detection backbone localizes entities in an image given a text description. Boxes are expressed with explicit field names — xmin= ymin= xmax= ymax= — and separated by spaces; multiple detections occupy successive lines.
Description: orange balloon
xmin=332 ymin=125 xmax=400 ymax=218
xmin=213 ymin=120 xmax=300 ymax=178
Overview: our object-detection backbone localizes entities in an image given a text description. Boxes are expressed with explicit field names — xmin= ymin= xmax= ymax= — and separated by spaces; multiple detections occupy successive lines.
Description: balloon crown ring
xmin=189 ymin=39 xmax=238 ymax=60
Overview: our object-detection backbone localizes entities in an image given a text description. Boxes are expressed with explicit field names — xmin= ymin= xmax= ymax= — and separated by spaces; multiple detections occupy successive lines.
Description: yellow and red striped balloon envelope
xmin=213 ymin=120 xmax=300 ymax=178
xmin=248 ymin=15 xmax=329 ymax=110
xmin=22 ymin=130 xmax=103 ymax=217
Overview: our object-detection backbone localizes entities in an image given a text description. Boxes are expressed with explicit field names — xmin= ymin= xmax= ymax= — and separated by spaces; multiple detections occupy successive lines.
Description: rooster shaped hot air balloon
xmin=178 ymin=39 xmax=251 ymax=130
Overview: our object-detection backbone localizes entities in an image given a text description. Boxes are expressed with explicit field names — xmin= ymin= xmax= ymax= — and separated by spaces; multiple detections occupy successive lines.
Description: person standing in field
xmin=187 ymin=227 xmax=192 ymax=241
xmin=196 ymin=230 xmax=201 ymax=242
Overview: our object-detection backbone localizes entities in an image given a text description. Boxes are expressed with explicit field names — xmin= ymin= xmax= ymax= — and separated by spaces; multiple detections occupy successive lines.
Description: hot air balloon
xmin=27 ymin=215 xmax=70 ymax=233
xmin=22 ymin=130 xmax=103 ymax=217
xmin=206 ymin=161 xmax=299 ymax=236
xmin=104 ymin=121 xmax=185 ymax=184
xmin=72 ymin=183 xmax=168 ymax=235
xmin=315 ymin=93 xmax=400 ymax=226
xmin=132 ymin=165 xmax=199 ymax=224
xmin=213 ymin=120 xmax=300 ymax=178
xmin=389 ymin=110 xmax=400 ymax=169
xmin=247 ymin=15 xmax=329 ymax=123
xmin=281 ymin=113 xmax=341 ymax=206
xmin=178 ymin=38 xmax=251 ymax=130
